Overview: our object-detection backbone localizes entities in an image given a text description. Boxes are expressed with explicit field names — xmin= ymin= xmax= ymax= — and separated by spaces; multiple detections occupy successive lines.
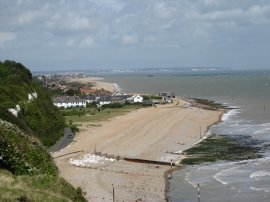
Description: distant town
xmin=35 ymin=73 xmax=175 ymax=109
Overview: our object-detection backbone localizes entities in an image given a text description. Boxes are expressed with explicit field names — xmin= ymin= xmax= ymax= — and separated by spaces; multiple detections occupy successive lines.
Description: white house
xmin=53 ymin=96 xmax=86 ymax=108
xmin=84 ymin=95 xmax=97 ymax=103
xmin=127 ymin=94 xmax=144 ymax=103
xmin=97 ymin=96 xmax=112 ymax=107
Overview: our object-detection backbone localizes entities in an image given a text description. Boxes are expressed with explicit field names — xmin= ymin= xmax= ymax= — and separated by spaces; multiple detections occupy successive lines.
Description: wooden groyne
xmin=93 ymin=151 xmax=180 ymax=167
xmin=53 ymin=150 xmax=84 ymax=159
xmin=123 ymin=157 xmax=175 ymax=166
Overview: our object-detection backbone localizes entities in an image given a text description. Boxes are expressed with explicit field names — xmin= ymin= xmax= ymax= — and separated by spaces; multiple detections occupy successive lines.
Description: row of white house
xmin=53 ymin=94 xmax=144 ymax=108
xmin=53 ymin=96 xmax=87 ymax=108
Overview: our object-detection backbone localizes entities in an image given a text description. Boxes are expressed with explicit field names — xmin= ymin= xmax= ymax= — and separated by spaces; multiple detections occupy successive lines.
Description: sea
xmin=101 ymin=69 xmax=270 ymax=202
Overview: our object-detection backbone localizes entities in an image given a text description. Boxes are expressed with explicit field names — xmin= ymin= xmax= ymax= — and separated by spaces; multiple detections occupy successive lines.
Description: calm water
xmin=104 ymin=70 xmax=270 ymax=202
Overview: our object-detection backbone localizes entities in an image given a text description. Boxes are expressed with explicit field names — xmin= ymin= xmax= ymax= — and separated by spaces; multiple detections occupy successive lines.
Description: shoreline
xmin=51 ymin=84 xmax=225 ymax=201
xmin=67 ymin=76 xmax=119 ymax=93
xmin=164 ymin=105 xmax=226 ymax=201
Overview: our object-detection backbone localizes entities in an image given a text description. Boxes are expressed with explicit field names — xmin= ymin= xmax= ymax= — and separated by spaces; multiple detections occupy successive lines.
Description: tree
xmin=66 ymin=89 xmax=76 ymax=96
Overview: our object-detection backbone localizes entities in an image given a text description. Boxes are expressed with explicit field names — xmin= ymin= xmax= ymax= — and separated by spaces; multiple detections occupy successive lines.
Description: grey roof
xmin=159 ymin=92 xmax=175 ymax=97
xmin=53 ymin=96 xmax=85 ymax=104
xmin=98 ymin=96 xmax=112 ymax=102
xmin=84 ymin=95 xmax=96 ymax=100
xmin=112 ymin=95 xmax=131 ymax=100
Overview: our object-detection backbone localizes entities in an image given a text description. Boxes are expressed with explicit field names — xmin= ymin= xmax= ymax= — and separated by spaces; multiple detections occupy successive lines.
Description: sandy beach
xmin=67 ymin=77 xmax=117 ymax=93
xmin=52 ymin=98 xmax=224 ymax=202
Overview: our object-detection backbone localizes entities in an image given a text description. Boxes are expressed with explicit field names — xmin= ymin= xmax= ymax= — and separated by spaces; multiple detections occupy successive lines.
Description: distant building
xmin=97 ymin=96 xmax=112 ymax=107
xmin=84 ymin=95 xmax=97 ymax=103
xmin=159 ymin=92 xmax=175 ymax=98
xmin=79 ymin=86 xmax=96 ymax=95
xmin=111 ymin=95 xmax=131 ymax=104
xmin=53 ymin=96 xmax=86 ymax=108
xmin=127 ymin=94 xmax=144 ymax=103
xmin=142 ymin=100 xmax=155 ymax=106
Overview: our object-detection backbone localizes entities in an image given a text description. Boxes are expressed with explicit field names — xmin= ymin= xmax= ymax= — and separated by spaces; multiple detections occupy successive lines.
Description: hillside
xmin=0 ymin=60 xmax=65 ymax=146
xmin=0 ymin=60 xmax=86 ymax=201
xmin=0 ymin=119 xmax=86 ymax=201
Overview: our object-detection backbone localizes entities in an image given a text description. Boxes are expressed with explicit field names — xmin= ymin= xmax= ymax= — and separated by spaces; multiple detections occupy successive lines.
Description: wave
xmin=213 ymin=173 xmax=228 ymax=185
xmin=253 ymin=127 xmax=270 ymax=135
xmin=184 ymin=174 xmax=197 ymax=188
xmin=221 ymin=109 xmax=241 ymax=122
xmin=250 ymin=186 xmax=270 ymax=192
xmin=250 ymin=170 xmax=270 ymax=179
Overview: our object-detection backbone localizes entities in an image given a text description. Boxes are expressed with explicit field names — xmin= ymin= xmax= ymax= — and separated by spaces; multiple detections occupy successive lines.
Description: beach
xmin=52 ymin=97 xmax=223 ymax=201
xmin=67 ymin=77 xmax=118 ymax=93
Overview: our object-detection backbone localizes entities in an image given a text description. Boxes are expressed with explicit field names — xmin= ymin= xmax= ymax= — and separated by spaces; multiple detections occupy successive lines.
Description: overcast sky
xmin=1 ymin=0 xmax=270 ymax=71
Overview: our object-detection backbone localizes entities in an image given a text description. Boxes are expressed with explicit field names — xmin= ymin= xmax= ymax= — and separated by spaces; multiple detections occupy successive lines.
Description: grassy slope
xmin=0 ymin=60 xmax=86 ymax=201
xmin=0 ymin=119 xmax=85 ymax=201
xmin=63 ymin=104 xmax=144 ymax=124
xmin=0 ymin=60 xmax=65 ymax=147
xmin=0 ymin=118 xmax=86 ymax=201
xmin=0 ymin=169 xmax=85 ymax=202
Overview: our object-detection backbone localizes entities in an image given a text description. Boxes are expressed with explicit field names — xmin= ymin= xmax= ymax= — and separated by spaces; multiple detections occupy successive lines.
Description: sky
xmin=1 ymin=0 xmax=270 ymax=71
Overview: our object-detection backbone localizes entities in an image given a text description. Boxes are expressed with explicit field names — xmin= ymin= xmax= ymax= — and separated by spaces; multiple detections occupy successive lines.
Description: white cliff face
xmin=8 ymin=104 xmax=21 ymax=117
xmin=28 ymin=92 xmax=37 ymax=101
xmin=8 ymin=92 xmax=37 ymax=117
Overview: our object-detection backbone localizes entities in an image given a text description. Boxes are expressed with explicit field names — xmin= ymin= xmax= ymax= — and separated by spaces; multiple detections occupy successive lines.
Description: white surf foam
xmin=221 ymin=109 xmax=241 ymax=122
xmin=253 ymin=127 xmax=270 ymax=135
xmin=213 ymin=172 xmax=228 ymax=185
xmin=213 ymin=163 xmax=248 ymax=185
xmin=184 ymin=172 xmax=197 ymax=188
xmin=250 ymin=170 xmax=270 ymax=180
xmin=250 ymin=186 xmax=270 ymax=192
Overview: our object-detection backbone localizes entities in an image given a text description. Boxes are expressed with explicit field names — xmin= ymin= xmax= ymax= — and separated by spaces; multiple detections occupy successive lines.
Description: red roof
xmin=79 ymin=86 xmax=96 ymax=94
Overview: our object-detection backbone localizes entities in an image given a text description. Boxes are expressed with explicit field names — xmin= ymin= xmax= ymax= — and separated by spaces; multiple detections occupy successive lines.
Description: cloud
xmin=121 ymin=34 xmax=138 ymax=45
xmin=89 ymin=0 xmax=125 ymax=11
xmin=0 ymin=0 xmax=270 ymax=69
xmin=17 ymin=11 xmax=41 ymax=25
xmin=46 ymin=13 xmax=95 ymax=32
xmin=188 ymin=3 xmax=270 ymax=24
xmin=152 ymin=2 xmax=174 ymax=19
xmin=79 ymin=36 xmax=94 ymax=48
xmin=0 ymin=32 xmax=16 ymax=46
xmin=66 ymin=38 xmax=76 ymax=47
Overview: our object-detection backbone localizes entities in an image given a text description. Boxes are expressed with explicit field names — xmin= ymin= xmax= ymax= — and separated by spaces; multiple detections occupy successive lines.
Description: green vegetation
xmin=181 ymin=135 xmax=262 ymax=165
xmin=0 ymin=169 xmax=86 ymax=202
xmin=0 ymin=119 xmax=56 ymax=175
xmin=0 ymin=60 xmax=33 ymax=108
xmin=102 ymin=102 xmax=123 ymax=108
xmin=0 ymin=60 xmax=65 ymax=147
xmin=0 ymin=60 xmax=86 ymax=201
xmin=62 ymin=104 xmax=144 ymax=123
xmin=143 ymin=95 xmax=163 ymax=100
xmin=0 ymin=120 xmax=86 ymax=201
